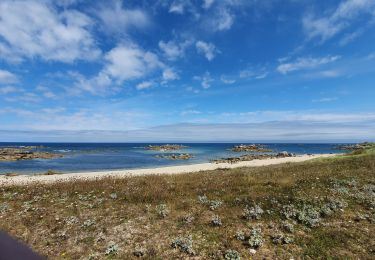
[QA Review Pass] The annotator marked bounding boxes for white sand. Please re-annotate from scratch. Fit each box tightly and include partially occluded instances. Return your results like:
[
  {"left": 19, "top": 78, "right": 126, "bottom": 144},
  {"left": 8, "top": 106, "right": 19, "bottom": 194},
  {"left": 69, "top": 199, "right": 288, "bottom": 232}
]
[{"left": 0, "top": 154, "right": 336, "bottom": 186}]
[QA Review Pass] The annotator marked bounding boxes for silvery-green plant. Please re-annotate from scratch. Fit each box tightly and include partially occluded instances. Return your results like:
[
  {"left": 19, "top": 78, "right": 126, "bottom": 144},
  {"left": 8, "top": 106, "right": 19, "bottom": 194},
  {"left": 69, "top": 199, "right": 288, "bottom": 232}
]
[
  {"left": 282, "top": 222, "right": 294, "bottom": 233},
  {"left": 156, "top": 204, "right": 169, "bottom": 218},
  {"left": 224, "top": 249, "right": 241, "bottom": 260},
  {"left": 0, "top": 203, "right": 9, "bottom": 213},
  {"left": 242, "top": 204, "right": 264, "bottom": 220},
  {"left": 109, "top": 193, "right": 117, "bottom": 199},
  {"left": 271, "top": 233, "right": 293, "bottom": 245},
  {"left": 209, "top": 200, "right": 223, "bottom": 211},
  {"left": 82, "top": 219, "right": 95, "bottom": 228},
  {"left": 198, "top": 195, "right": 209, "bottom": 204},
  {"left": 235, "top": 230, "right": 245, "bottom": 241},
  {"left": 296, "top": 204, "right": 321, "bottom": 227},
  {"left": 182, "top": 214, "right": 195, "bottom": 224},
  {"left": 248, "top": 228, "right": 263, "bottom": 248},
  {"left": 197, "top": 195, "right": 223, "bottom": 210},
  {"left": 171, "top": 235, "right": 195, "bottom": 255},
  {"left": 105, "top": 242, "right": 119, "bottom": 256},
  {"left": 211, "top": 215, "right": 222, "bottom": 226},
  {"left": 65, "top": 216, "right": 79, "bottom": 225}
]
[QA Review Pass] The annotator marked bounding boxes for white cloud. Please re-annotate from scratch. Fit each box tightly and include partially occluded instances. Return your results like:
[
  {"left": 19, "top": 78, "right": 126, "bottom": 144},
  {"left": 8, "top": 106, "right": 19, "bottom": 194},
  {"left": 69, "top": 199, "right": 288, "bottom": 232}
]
[
  {"left": 0, "top": 86, "right": 20, "bottom": 95},
  {"left": 220, "top": 75, "right": 235, "bottom": 84},
  {"left": 71, "top": 44, "right": 165, "bottom": 95},
  {"left": 0, "top": 107, "right": 151, "bottom": 131},
  {"left": 70, "top": 71, "right": 113, "bottom": 95},
  {"left": 0, "top": 70, "right": 18, "bottom": 84},
  {"left": 55, "top": 0, "right": 82, "bottom": 7},
  {"left": 158, "top": 39, "right": 192, "bottom": 61},
  {"left": 194, "top": 72, "right": 213, "bottom": 89},
  {"left": 96, "top": 1, "right": 149, "bottom": 34},
  {"left": 207, "top": 7, "right": 234, "bottom": 31},
  {"left": 277, "top": 56, "right": 341, "bottom": 74},
  {"left": 5, "top": 92, "right": 41, "bottom": 103},
  {"left": 239, "top": 67, "right": 268, "bottom": 79},
  {"left": 136, "top": 81, "right": 153, "bottom": 90},
  {"left": 104, "top": 44, "right": 163, "bottom": 82},
  {"left": 36, "top": 85, "right": 57, "bottom": 99},
  {"left": 255, "top": 72, "right": 268, "bottom": 79},
  {"left": 162, "top": 68, "right": 179, "bottom": 81},
  {"left": 312, "top": 97, "right": 339, "bottom": 103},
  {"left": 180, "top": 109, "right": 201, "bottom": 116},
  {"left": 305, "top": 70, "right": 342, "bottom": 79},
  {"left": 202, "top": 0, "right": 215, "bottom": 9},
  {"left": 196, "top": 41, "right": 218, "bottom": 61},
  {"left": 303, "top": 0, "right": 375, "bottom": 42},
  {"left": 0, "top": 0, "right": 100, "bottom": 63},
  {"left": 169, "top": 1, "right": 186, "bottom": 14}
]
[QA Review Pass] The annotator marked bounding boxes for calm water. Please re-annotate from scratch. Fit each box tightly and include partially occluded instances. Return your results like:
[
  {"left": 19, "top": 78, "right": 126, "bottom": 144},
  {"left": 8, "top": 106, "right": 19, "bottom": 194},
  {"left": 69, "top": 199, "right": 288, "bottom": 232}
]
[{"left": 0, "top": 143, "right": 345, "bottom": 175}]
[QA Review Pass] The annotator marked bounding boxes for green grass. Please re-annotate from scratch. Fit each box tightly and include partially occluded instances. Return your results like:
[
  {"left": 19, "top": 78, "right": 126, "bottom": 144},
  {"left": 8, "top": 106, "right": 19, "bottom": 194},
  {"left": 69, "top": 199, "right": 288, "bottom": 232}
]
[{"left": 1, "top": 148, "right": 375, "bottom": 259}]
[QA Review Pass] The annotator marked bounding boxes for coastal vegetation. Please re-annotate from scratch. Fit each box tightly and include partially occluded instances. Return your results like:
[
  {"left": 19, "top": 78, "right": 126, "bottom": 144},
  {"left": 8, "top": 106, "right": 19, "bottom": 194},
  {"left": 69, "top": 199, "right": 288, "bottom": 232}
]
[{"left": 0, "top": 144, "right": 374, "bottom": 259}]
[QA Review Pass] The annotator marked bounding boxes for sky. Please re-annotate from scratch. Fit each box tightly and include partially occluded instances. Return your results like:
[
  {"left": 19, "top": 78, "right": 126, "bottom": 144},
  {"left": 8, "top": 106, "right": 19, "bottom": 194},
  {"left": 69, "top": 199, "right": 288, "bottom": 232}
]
[{"left": 0, "top": 0, "right": 375, "bottom": 142}]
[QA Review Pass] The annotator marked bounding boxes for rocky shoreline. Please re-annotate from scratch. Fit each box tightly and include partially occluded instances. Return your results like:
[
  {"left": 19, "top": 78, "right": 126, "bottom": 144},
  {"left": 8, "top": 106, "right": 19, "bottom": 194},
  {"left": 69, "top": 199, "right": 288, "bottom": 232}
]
[
  {"left": 0, "top": 147, "right": 62, "bottom": 162},
  {"left": 211, "top": 151, "right": 295, "bottom": 164},
  {"left": 155, "top": 153, "right": 193, "bottom": 160},
  {"left": 335, "top": 142, "right": 375, "bottom": 151},
  {"left": 229, "top": 144, "right": 273, "bottom": 152},
  {"left": 145, "top": 144, "right": 187, "bottom": 151}
]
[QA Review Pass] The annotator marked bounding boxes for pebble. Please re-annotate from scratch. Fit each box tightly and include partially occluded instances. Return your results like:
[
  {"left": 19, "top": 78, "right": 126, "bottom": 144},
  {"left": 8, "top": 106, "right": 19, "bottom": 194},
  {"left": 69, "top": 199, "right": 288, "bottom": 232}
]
[{"left": 249, "top": 249, "right": 257, "bottom": 254}]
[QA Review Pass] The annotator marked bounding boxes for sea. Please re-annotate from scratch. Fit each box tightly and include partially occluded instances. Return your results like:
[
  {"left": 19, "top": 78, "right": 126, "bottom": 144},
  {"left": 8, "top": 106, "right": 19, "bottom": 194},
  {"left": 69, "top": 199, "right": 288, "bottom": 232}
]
[{"left": 0, "top": 143, "right": 346, "bottom": 175}]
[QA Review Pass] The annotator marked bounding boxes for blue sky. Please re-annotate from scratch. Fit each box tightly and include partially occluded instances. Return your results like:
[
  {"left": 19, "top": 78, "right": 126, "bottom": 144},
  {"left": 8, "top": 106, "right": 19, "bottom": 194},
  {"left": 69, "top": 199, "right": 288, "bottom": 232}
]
[{"left": 0, "top": 0, "right": 375, "bottom": 142}]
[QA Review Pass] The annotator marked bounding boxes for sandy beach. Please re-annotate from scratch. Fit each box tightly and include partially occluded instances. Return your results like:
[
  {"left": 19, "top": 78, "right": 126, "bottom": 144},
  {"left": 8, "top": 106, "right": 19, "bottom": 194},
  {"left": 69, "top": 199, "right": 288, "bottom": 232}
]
[{"left": 0, "top": 153, "right": 336, "bottom": 186}]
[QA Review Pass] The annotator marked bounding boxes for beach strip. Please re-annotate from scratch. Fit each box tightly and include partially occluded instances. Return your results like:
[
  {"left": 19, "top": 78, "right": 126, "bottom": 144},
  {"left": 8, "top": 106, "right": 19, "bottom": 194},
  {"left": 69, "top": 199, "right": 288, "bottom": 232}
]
[{"left": 0, "top": 154, "right": 337, "bottom": 186}]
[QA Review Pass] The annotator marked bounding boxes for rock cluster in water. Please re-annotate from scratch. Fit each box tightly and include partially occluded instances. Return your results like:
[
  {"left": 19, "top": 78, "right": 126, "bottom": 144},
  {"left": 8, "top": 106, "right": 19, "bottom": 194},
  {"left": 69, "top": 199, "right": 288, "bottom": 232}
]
[
  {"left": 211, "top": 151, "right": 295, "bottom": 164},
  {"left": 229, "top": 144, "right": 273, "bottom": 152},
  {"left": 335, "top": 142, "right": 375, "bottom": 151},
  {"left": 145, "top": 144, "right": 187, "bottom": 151},
  {"left": 155, "top": 153, "right": 193, "bottom": 160},
  {"left": 0, "top": 147, "right": 62, "bottom": 161}
]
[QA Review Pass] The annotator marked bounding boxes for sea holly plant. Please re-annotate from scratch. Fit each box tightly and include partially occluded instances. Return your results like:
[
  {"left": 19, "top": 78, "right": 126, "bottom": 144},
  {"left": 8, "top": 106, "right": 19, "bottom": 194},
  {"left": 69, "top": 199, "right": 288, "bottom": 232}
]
[
  {"left": 242, "top": 204, "right": 264, "bottom": 220},
  {"left": 197, "top": 195, "right": 223, "bottom": 210},
  {"left": 171, "top": 235, "right": 195, "bottom": 255},
  {"left": 224, "top": 249, "right": 241, "bottom": 260},
  {"left": 247, "top": 228, "right": 264, "bottom": 248},
  {"left": 211, "top": 215, "right": 222, "bottom": 226},
  {"left": 156, "top": 203, "right": 169, "bottom": 218}
]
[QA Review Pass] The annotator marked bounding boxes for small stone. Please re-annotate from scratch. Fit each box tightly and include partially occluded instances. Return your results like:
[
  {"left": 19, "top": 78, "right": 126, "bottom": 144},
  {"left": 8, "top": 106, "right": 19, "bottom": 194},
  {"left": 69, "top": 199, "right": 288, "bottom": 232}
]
[{"left": 249, "top": 249, "right": 257, "bottom": 254}]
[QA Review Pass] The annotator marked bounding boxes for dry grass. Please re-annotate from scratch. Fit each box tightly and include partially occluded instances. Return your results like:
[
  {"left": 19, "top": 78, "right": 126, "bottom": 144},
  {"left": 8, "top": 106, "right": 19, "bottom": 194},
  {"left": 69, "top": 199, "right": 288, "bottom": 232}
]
[{"left": 1, "top": 152, "right": 375, "bottom": 259}]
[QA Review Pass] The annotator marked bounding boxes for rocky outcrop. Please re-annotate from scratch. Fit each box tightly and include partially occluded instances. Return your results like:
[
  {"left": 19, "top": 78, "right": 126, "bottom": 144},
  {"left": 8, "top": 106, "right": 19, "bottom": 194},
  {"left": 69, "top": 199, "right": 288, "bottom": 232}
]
[
  {"left": 145, "top": 144, "right": 187, "bottom": 151},
  {"left": 229, "top": 144, "right": 273, "bottom": 152},
  {"left": 155, "top": 153, "right": 193, "bottom": 160},
  {"left": 211, "top": 151, "right": 295, "bottom": 164},
  {"left": 0, "top": 147, "right": 62, "bottom": 161},
  {"left": 335, "top": 142, "right": 375, "bottom": 151}
]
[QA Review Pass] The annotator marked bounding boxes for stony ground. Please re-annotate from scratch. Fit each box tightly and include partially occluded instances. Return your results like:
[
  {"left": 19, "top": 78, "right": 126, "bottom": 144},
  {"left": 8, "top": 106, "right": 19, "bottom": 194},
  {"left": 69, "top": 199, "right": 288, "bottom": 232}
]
[{"left": 0, "top": 148, "right": 374, "bottom": 259}]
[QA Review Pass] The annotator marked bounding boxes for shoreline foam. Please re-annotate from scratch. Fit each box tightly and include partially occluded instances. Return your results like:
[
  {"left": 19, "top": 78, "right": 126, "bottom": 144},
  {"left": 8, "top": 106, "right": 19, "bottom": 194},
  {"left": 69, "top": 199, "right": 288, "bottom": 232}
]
[{"left": 0, "top": 154, "right": 337, "bottom": 186}]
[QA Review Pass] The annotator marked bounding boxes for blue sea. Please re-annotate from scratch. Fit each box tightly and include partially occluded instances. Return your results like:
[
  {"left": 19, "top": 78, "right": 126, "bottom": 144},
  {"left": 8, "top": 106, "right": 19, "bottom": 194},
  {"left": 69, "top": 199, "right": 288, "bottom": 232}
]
[{"left": 0, "top": 143, "right": 345, "bottom": 175}]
